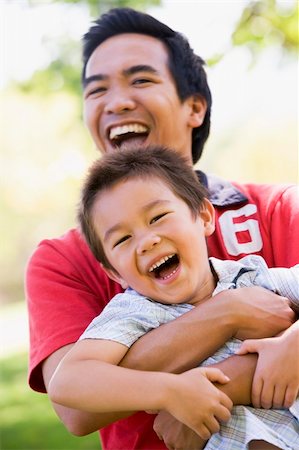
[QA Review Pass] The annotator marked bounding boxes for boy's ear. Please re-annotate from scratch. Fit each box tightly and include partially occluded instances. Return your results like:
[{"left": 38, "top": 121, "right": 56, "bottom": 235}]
[
  {"left": 199, "top": 199, "right": 215, "bottom": 237},
  {"left": 100, "top": 264, "right": 129, "bottom": 290},
  {"left": 187, "top": 95, "right": 207, "bottom": 128}
]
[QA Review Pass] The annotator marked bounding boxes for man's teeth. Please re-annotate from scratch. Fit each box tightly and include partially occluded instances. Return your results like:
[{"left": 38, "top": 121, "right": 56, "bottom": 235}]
[
  {"left": 149, "top": 254, "right": 175, "bottom": 273},
  {"left": 110, "top": 124, "right": 147, "bottom": 140}
]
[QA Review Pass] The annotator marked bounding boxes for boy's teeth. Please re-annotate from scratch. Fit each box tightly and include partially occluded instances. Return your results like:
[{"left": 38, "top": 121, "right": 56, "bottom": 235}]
[
  {"left": 110, "top": 124, "right": 147, "bottom": 140},
  {"left": 161, "top": 269, "right": 177, "bottom": 280},
  {"left": 149, "top": 254, "right": 175, "bottom": 273}
]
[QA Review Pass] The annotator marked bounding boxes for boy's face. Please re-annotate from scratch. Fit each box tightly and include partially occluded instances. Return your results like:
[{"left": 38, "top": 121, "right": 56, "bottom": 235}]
[
  {"left": 83, "top": 33, "right": 206, "bottom": 163},
  {"left": 91, "top": 176, "right": 215, "bottom": 306}
]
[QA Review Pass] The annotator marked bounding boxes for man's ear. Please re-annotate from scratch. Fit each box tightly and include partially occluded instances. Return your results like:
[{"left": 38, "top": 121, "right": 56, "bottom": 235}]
[
  {"left": 100, "top": 264, "right": 129, "bottom": 290},
  {"left": 187, "top": 95, "right": 207, "bottom": 129},
  {"left": 199, "top": 199, "right": 215, "bottom": 237}
]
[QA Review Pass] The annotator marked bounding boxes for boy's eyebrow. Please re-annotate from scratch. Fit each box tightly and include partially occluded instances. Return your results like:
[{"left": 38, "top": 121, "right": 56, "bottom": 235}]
[
  {"left": 103, "top": 199, "right": 170, "bottom": 243},
  {"left": 83, "top": 65, "right": 159, "bottom": 88}
]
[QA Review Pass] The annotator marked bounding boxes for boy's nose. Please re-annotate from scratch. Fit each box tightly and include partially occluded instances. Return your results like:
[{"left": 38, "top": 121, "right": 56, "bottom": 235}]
[{"left": 137, "top": 234, "right": 161, "bottom": 255}]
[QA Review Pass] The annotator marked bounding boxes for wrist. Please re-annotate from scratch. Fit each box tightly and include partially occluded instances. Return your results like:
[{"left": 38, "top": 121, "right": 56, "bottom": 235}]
[
  {"left": 213, "top": 290, "right": 239, "bottom": 337},
  {"left": 279, "top": 320, "right": 299, "bottom": 340},
  {"left": 211, "top": 354, "right": 257, "bottom": 405},
  {"left": 153, "top": 373, "right": 178, "bottom": 412}
]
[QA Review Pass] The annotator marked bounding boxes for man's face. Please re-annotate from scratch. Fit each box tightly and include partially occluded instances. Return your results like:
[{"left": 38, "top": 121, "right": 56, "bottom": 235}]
[
  {"left": 91, "top": 176, "right": 215, "bottom": 306},
  {"left": 83, "top": 33, "right": 203, "bottom": 163}
]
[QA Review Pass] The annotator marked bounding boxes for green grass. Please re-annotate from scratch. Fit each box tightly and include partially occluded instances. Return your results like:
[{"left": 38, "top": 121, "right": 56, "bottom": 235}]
[{"left": 0, "top": 352, "right": 100, "bottom": 450}]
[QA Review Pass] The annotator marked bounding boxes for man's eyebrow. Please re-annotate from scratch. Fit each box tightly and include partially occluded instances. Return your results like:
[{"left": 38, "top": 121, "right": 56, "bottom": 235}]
[
  {"left": 123, "top": 65, "right": 159, "bottom": 77},
  {"left": 83, "top": 74, "right": 107, "bottom": 88},
  {"left": 104, "top": 200, "right": 171, "bottom": 243},
  {"left": 83, "top": 65, "right": 158, "bottom": 89}
]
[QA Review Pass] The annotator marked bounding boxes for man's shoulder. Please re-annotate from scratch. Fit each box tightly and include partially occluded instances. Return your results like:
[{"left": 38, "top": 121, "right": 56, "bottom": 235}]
[
  {"left": 30, "top": 228, "right": 89, "bottom": 258},
  {"left": 198, "top": 170, "right": 296, "bottom": 208},
  {"left": 26, "top": 227, "right": 100, "bottom": 276},
  {"left": 232, "top": 179, "right": 296, "bottom": 203},
  {"left": 204, "top": 173, "right": 247, "bottom": 206}
]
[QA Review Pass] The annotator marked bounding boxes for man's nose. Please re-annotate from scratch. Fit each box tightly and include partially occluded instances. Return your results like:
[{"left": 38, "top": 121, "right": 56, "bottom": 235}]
[
  {"left": 104, "top": 88, "right": 136, "bottom": 114},
  {"left": 136, "top": 233, "right": 161, "bottom": 255}
]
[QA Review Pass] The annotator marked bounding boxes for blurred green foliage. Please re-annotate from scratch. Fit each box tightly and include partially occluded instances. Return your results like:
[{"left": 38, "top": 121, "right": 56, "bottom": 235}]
[
  {"left": 20, "top": 0, "right": 298, "bottom": 95},
  {"left": 0, "top": 351, "right": 100, "bottom": 449},
  {"left": 232, "top": 0, "right": 298, "bottom": 56},
  {"left": 22, "top": 0, "right": 161, "bottom": 96},
  {"left": 51, "top": 0, "right": 161, "bottom": 16},
  {"left": 0, "top": 89, "right": 92, "bottom": 305}
]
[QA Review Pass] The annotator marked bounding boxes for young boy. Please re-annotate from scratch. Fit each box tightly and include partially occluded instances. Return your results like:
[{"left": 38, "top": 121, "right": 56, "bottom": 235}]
[{"left": 49, "top": 146, "right": 299, "bottom": 450}]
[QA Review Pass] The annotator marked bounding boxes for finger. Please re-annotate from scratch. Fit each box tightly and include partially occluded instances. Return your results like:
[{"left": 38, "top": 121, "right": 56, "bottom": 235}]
[
  {"left": 251, "top": 375, "right": 263, "bottom": 407},
  {"left": 204, "top": 416, "right": 220, "bottom": 434},
  {"left": 152, "top": 419, "right": 163, "bottom": 439},
  {"left": 220, "top": 391, "right": 233, "bottom": 411},
  {"left": 194, "top": 424, "right": 211, "bottom": 440},
  {"left": 284, "top": 385, "right": 297, "bottom": 408},
  {"left": 260, "top": 382, "right": 274, "bottom": 409},
  {"left": 145, "top": 409, "right": 159, "bottom": 414},
  {"left": 236, "top": 339, "right": 259, "bottom": 355},
  {"left": 215, "top": 404, "right": 232, "bottom": 423},
  {"left": 165, "top": 443, "right": 174, "bottom": 450},
  {"left": 164, "top": 442, "right": 174, "bottom": 450},
  {"left": 203, "top": 368, "right": 230, "bottom": 384},
  {"left": 272, "top": 384, "right": 286, "bottom": 409}
]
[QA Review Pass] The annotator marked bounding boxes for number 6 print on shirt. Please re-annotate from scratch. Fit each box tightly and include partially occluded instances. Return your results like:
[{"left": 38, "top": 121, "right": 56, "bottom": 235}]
[{"left": 219, "top": 204, "right": 263, "bottom": 256}]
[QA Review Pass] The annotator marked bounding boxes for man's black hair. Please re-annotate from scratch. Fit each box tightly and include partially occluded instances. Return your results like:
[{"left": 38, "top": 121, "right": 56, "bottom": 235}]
[{"left": 82, "top": 7, "right": 212, "bottom": 163}]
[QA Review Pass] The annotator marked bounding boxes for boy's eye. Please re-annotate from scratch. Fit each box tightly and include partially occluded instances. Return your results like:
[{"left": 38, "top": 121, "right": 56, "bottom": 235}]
[
  {"left": 150, "top": 213, "right": 168, "bottom": 224},
  {"left": 113, "top": 235, "right": 130, "bottom": 248}
]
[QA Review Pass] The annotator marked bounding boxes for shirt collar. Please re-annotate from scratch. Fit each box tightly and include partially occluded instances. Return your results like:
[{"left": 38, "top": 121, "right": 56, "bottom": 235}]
[
  {"left": 209, "top": 257, "right": 257, "bottom": 295},
  {"left": 196, "top": 170, "right": 248, "bottom": 207}
]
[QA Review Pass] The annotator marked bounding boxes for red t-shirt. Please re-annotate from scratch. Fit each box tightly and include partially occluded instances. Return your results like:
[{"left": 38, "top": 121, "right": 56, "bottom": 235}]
[{"left": 25, "top": 175, "right": 299, "bottom": 450}]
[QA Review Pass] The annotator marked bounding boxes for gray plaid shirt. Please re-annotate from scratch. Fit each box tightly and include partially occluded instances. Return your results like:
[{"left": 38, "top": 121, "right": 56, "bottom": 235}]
[{"left": 80, "top": 255, "right": 299, "bottom": 450}]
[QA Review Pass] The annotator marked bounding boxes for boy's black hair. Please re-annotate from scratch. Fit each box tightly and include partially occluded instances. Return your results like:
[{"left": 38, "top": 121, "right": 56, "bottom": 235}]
[
  {"left": 78, "top": 146, "right": 209, "bottom": 270},
  {"left": 82, "top": 7, "right": 212, "bottom": 163}
]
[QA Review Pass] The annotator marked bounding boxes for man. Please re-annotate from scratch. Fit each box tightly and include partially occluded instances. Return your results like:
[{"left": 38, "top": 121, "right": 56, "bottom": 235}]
[{"left": 26, "top": 8, "right": 298, "bottom": 450}]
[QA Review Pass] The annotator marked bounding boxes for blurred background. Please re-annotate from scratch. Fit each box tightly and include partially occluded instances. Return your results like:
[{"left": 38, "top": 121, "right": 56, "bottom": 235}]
[{"left": 0, "top": 0, "right": 298, "bottom": 448}]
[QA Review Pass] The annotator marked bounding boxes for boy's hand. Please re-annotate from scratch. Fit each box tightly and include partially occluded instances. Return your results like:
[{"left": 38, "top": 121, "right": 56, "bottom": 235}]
[
  {"left": 236, "top": 322, "right": 299, "bottom": 409},
  {"left": 164, "top": 367, "right": 232, "bottom": 440}
]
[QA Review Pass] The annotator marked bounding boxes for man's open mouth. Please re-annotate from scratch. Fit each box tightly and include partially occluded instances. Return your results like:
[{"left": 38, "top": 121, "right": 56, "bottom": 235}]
[
  {"left": 148, "top": 254, "right": 180, "bottom": 280},
  {"left": 109, "top": 124, "right": 149, "bottom": 149}
]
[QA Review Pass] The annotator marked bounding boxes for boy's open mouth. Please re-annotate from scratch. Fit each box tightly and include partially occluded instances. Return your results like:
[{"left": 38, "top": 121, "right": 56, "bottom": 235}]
[{"left": 148, "top": 254, "right": 180, "bottom": 280}]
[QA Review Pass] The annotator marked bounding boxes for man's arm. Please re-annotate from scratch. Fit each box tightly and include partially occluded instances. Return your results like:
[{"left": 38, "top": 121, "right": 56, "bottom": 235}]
[
  {"left": 44, "top": 287, "right": 294, "bottom": 435},
  {"left": 122, "top": 287, "right": 294, "bottom": 373}
]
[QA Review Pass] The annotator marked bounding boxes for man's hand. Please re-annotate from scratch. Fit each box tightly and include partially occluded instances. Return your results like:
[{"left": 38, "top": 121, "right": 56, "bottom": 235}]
[
  {"left": 229, "top": 287, "right": 295, "bottom": 340},
  {"left": 236, "top": 321, "right": 299, "bottom": 408},
  {"left": 153, "top": 411, "right": 207, "bottom": 450}
]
